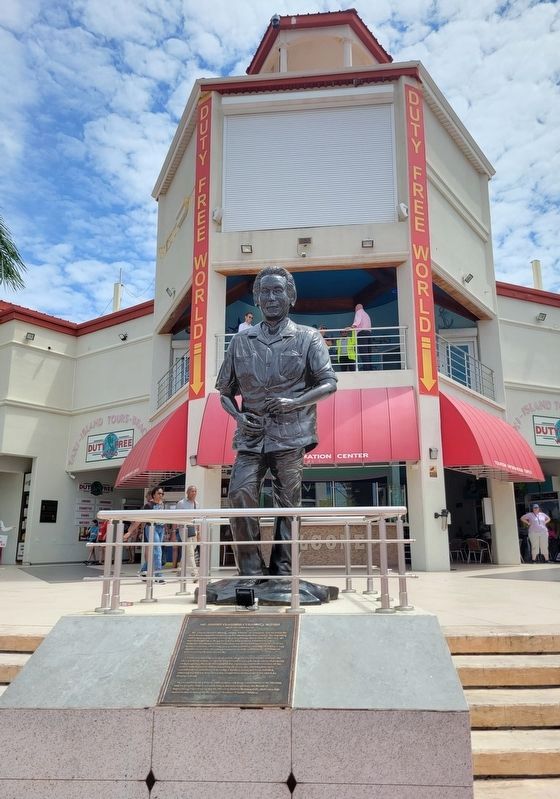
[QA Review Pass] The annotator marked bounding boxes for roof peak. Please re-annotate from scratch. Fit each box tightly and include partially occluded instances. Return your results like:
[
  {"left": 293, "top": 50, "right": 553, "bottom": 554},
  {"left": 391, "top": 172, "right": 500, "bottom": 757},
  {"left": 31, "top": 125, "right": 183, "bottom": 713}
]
[{"left": 247, "top": 9, "right": 392, "bottom": 76}]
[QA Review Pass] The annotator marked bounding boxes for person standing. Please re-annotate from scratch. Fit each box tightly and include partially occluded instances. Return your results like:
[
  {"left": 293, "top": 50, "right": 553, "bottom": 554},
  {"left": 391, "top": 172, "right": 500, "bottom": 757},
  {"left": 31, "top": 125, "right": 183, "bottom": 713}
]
[
  {"left": 124, "top": 486, "right": 166, "bottom": 583},
  {"left": 238, "top": 311, "right": 254, "bottom": 332},
  {"left": 175, "top": 484, "right": 199, "bottom": 580},
  {"left": 349, "top": 303, "right": 373, "bottom": 370},
  {"left": 335, "top": 328, "right": 357, "bottom": 371},
  {"left": 86, "top": 519, "right": 99, "bottom": 565},
  {"left": 521, "top": 503, "right": 551, "bottom": 562}
]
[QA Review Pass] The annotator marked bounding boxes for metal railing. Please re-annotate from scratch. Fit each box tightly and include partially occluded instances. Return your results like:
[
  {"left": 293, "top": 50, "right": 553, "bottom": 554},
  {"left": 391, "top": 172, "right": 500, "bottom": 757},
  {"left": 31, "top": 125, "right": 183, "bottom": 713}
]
[
  {"left": 93, "top": 506, "right": 413, "bottom": 615},
  {"left": 216, "top": 327, "right": 408, "bottom": 374},
  {"left": 436, "top": 334, "right": 495, "bottom": 400},
  {"left": 157, "top": 355, "right": 189, "bottom": 408}
]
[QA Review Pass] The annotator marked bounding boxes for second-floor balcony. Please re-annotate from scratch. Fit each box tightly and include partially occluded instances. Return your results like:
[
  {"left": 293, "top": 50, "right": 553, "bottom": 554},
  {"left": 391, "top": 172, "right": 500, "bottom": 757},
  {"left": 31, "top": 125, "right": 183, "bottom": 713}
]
[
  {"left": 436, "top": 334, "right": 495, "bottom": 400},
  {"left": 156, "top": 327, "right": 495, "bottom": 409},
  {"left": 216, "top": 326, "right": 408, "bottom": 375}
]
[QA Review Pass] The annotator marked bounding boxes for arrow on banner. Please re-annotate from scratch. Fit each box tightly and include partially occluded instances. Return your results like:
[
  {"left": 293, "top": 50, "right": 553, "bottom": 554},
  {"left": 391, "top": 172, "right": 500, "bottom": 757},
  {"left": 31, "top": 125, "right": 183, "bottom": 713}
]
[
  {"left": 420, "top": 337, "right": 436, "bottom": 392},
  {"left": 190, "top": 343, "right": 204, "bottom": 396}
]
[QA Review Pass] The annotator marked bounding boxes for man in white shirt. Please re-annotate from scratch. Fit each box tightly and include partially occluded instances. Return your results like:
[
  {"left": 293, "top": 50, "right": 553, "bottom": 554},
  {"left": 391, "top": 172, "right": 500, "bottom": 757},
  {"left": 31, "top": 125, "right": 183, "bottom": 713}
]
[
  {"left": 238, "top": 312, "right": 254, "bottom": 332},
  {"left": 176, "top": 485, "right": 199, "bottom": 579},
  {"left": 521, "top": 503, "right": 551, "bottom": 562}
]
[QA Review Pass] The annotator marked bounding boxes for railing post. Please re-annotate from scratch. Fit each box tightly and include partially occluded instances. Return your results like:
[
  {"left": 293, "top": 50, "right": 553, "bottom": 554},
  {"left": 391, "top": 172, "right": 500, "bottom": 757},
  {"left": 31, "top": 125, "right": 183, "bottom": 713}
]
[
  {"left": 286, "top": 515, "right": 304, "bottom": 614},
  {"left": 107, "top": 521, "right": 125, "bottom": 614},
  {"left": 175, "top": 524, "right": 190, "bottom": 595},
  {"left": 341, "top": 522, "right": 356, "bottom": 593},
  {"left": 192, "top": 517, "right": 210, "bottom": 613},
  {"left": 363, "top": 519, "right": 377, "bottom": 595},
  {"left": 95, "top": 519, "right": 114, "bottom": 613},
  {"left": 140, "top": 522, "right": 157, "bottom": 604},
  {"left": 376, "top": 518, "right": 395, "bottom": 614},
  {"left": 394, "top": 516, "right": 413, "bottom": 611}
]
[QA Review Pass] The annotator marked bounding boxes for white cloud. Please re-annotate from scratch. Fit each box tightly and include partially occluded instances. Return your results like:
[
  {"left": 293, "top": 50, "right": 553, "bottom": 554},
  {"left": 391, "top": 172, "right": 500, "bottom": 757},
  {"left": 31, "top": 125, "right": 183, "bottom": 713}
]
[
  {"left": 0, "top": 0, "right": 41, "bottom": 33},
  {"left": 0, "top": 0, "right": 559, "bottom": 321},
  {"left": 0, "top": 29, "right": 38, "bottom": 162}
]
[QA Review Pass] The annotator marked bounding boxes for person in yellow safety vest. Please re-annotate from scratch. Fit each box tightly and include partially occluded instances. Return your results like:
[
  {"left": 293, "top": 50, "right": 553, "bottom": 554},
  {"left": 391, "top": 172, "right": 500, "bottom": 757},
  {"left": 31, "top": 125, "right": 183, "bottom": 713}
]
[{"left": 336, "top": 329, "right": 357, "bottom": 371}]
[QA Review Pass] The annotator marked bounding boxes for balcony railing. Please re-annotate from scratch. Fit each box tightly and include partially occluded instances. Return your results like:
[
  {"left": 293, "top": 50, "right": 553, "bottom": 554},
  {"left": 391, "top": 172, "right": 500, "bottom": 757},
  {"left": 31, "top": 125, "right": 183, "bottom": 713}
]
[
  {"left": 216, "top": 327, "right": 408, "bottom": 373},
  {"left": 157, "top": 355, "right": 189, "bottom": 408},
  {"left": 436, "top": 334, "right": 495, "bottom": 400}
]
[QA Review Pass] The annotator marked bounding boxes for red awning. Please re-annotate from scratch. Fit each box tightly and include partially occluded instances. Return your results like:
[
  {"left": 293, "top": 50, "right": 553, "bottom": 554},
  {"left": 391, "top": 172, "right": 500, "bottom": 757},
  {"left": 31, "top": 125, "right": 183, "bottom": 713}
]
[
  {"left": 197, "top": 388, "right": 420, "bottom": 467},
  {"left": 115, "top": 403, "right": 187, "bottom": 488},
  {"left": 440, "top": 392, "right": 544, "bottom": 482}
]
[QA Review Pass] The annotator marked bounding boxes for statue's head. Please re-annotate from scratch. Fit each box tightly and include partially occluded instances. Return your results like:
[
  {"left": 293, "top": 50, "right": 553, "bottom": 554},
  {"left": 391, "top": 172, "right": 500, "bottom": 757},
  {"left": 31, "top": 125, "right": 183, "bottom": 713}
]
[{"left": 253, "top": 266, "right": 297, "bottom": 323}]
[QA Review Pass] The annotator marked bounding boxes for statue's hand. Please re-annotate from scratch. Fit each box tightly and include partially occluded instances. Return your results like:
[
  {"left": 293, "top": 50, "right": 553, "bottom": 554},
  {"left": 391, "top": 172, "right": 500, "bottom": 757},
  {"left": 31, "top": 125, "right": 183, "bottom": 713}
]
[
  {"left": 264, "top": 396, "right": 296, "bottom": 415},
  {"left": 238, "top": 412, "right": 264, "bottom": 433}
]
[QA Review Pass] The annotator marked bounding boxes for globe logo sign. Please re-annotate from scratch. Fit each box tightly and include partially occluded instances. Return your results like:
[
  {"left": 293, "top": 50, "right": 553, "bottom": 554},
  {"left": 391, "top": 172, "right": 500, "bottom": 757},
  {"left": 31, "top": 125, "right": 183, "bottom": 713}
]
[{"left": 102, "top": 432, "right": 119, "bottom": 459}]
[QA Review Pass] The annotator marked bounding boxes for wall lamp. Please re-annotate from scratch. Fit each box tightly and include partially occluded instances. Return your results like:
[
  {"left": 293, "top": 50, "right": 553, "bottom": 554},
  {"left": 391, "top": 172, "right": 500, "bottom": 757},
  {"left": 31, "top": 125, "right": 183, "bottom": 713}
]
[
  {"left": 165, "top": 286, "right": 176, "bottom": 297},
  {"left": 536, "top": 312, "right": 547, "bottom": 322},
  {"left": 462, "top": 273, "right": 474, "bottom": 284},
  {"left": 118, "top": 332, "right": 128, "bottom": 341},
  {"left": 397, "top": 202, "right": 409, "bottom": 221},
  {"left": 25, "top": 331, "right": 35, "bottom": 341},
  {"left": 361, "top": 239, "right": 374, "bottom": 248},
  {"left": 240, "top": 244, "right": 253, "bottom": 254},
  {"left": 429, "top": 447, "right": 438, "bottom": 460},
  {"left": 189, "top": 455, "right": 198, "bottom": 467}
]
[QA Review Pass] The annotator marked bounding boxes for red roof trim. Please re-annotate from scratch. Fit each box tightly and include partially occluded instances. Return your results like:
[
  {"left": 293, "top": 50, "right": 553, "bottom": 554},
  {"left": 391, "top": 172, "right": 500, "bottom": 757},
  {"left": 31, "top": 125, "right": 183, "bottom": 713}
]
[
  {"left": 205, "top": 65, "right": 419, "bottom": 96},
  {"left": 247, "top": 10, "right": 392, "bottom": 75},
  {"left": 496, "top": 281, "right": 560, "bottom": 309},
  {"left": 0, "top": 299, "right": 153, "bottom": 337}
]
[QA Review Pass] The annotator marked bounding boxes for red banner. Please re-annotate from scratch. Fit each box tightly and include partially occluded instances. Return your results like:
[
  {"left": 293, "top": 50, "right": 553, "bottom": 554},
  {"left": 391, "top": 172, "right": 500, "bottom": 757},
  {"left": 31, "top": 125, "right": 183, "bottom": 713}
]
[
  {"left": 405, "top": 84, "right": 438, "bottom": 396},
  {"left": 189, "top": 93, "right": 212, "bottom": 400}
]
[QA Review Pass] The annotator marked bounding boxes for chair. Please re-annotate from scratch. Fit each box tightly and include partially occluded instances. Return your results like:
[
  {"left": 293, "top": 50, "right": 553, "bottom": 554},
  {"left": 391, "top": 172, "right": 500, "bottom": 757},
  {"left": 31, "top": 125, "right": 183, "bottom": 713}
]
[
  {"left": 449, "top": 539, "right": 465, "bottom": 562},
  {"left": 465, "top": 538, "right": 492, "bottom": 563}
]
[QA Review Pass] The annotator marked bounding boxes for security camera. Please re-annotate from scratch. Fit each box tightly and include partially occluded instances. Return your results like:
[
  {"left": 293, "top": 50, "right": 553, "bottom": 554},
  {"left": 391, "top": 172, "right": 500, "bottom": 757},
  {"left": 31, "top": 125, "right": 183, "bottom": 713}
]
[
  {"left": 66, "top": 471, "right": 76, "bottom": 480},
  {"left": 271, "top": 13, "right": 281, "bottom": 28}
]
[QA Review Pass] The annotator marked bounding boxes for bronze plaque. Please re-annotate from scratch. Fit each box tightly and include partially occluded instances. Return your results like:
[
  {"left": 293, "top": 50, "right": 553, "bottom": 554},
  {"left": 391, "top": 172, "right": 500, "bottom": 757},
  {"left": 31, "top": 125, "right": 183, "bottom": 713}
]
[{"left": 159, "top": 614, "right": 298, "bottom": 707}]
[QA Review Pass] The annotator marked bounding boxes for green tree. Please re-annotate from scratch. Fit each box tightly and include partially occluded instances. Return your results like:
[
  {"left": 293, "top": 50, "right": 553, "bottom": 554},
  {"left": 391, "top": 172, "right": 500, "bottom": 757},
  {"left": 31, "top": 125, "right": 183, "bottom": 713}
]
[{"left": 0, "top": 216, "right": 26, "bottom": 290}]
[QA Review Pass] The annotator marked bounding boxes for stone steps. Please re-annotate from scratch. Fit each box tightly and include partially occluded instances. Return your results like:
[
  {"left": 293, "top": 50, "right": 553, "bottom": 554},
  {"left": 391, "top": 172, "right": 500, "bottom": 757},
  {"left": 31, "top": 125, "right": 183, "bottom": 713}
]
[
  {"left": 446, "top": 628, "right": 560, "bottom": 655},
  {"left": 472, "top": 730, "right": 560, "bottom": 777},
  {"left": 0, "top": 630, "right": 45, "bottom": 690},
  {"left": 466, "top": 687, "right": 560, "bottom": 727},
  {"left": 474, "top": 778, "right": 560, "bottom": 798},
  {"left": 0, "top": 652, "right": 31, "bottom": 683},
  {"left": 449, "top": 627, "right": 560, "bottom": 795},
  {"left": 454, "top": 654, "right": 560, "bottom": 686}
]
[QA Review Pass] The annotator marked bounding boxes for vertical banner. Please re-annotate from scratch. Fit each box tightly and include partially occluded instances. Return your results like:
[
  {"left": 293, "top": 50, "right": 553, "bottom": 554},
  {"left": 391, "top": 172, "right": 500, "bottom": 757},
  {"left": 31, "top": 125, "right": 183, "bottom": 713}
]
[
  {"left": 189, "top": 93, "right": 212, "bottom": 400},
  {"left": 405, "top": 84, "right": 438, "bottom": 396}
]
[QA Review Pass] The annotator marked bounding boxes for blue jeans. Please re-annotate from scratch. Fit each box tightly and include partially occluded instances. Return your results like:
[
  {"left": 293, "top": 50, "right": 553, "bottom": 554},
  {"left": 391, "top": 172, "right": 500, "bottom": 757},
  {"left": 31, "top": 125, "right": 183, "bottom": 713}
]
[{"left": 140, "top": 524, "right": 164, "bottom": 575}]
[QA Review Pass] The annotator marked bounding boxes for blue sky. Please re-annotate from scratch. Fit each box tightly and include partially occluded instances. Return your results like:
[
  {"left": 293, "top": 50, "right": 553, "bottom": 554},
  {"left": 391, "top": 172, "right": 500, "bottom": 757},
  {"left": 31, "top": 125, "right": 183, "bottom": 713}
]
[{"left": 1, "top": 0, "right": 559, "bottom": 322}]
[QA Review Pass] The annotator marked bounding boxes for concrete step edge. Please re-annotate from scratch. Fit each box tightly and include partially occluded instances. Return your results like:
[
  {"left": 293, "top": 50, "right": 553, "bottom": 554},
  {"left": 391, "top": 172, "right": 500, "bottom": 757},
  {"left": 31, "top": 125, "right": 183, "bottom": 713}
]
[
  {"left": 445, "top": 628, "right": 560, "bottom": 655},
  {"left": 0, "top": 633, "right": 45, "bottom": 653},
  {"left": 474, "top": 777, "right": 560, "bottom": 798}
]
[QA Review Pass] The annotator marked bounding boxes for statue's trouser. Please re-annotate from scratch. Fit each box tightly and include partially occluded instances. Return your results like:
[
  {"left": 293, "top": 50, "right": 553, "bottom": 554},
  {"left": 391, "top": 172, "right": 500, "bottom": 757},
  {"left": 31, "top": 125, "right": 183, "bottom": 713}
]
[{"left": 228, "top": 448, "right": 304, "bottom": 577}]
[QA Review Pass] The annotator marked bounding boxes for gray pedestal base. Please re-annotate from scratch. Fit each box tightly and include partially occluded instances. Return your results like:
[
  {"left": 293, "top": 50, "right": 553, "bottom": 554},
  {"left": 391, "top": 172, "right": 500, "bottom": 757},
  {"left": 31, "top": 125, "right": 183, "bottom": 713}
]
[{"left": 0, "top": 614, "right": 473, "bottom": 798}]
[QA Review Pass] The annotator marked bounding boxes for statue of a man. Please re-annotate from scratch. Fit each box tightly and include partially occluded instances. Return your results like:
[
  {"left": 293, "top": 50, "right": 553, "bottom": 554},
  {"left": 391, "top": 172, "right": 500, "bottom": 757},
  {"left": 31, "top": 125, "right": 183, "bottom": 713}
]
[{"left": 216, "top": 266, "right": 337, "bottom": 582}]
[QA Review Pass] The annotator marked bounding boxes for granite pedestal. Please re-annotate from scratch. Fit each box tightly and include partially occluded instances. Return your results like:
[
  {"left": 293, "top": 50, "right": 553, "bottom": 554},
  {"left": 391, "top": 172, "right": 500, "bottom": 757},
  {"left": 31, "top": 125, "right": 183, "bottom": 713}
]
[{"left": 0, "top": 613, "right": 473, "bottom": 798}]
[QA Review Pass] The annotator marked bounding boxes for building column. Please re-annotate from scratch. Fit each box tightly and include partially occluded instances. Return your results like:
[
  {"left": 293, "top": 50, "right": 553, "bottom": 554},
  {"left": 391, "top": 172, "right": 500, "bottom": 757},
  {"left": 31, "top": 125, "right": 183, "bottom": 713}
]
[
  {"left": 487, "top": 479, "right": 521, "bottom": 565},
  {"left": 406, "top": 394, "right": 451, "bottom": 571}
]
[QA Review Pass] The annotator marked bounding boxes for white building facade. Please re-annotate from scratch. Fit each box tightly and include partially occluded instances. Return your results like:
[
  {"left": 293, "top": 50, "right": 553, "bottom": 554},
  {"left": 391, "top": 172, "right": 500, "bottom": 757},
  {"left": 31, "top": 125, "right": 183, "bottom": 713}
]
[{"left": 1, "top": 11, "right": 557, "bottom": 570}]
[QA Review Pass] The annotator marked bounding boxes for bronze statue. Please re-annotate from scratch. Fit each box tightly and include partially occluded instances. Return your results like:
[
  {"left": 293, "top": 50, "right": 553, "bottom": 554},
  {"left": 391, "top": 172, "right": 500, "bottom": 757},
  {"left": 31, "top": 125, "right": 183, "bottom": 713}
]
[{"left": 209, "top": 265, "right": 338, "bottom": 605}]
